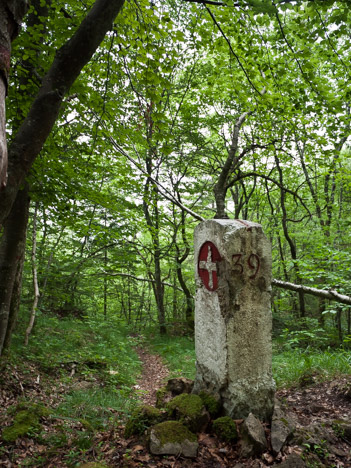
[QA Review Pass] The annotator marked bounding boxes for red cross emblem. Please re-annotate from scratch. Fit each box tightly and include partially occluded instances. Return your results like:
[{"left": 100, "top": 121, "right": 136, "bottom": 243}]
[{"left": 198, "top": 241, "right": 221, "bottom": 291}]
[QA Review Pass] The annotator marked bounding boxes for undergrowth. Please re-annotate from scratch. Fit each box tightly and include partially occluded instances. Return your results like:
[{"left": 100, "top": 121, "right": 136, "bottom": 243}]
[
  {"left": 9, "top": 312, "right": 141, "bottom": 428},
  {"left": 145, "top": 329, "right": 196, "bottom": 380},
  {"left": 273, "top": 348, "right": 351, "bottom": 389},
  {"left": 143, "top": 327, "right": 351, "bottom": 390}
]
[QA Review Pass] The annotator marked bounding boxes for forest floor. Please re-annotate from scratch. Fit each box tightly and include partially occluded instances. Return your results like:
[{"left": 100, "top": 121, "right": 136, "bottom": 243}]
[{"left": 1, "top": 348, "right": 351, "bottom": 468}]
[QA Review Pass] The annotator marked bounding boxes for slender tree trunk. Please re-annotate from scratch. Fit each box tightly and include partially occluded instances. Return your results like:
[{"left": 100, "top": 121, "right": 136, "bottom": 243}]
[
  {"left": 336, "top": 307, "right": 343, "bottom": 344},
  {"left": 3, "top": 247, "right": 25, "bottom": 350},
  {"left": 0, "top": 78, "right": 7, "bottom": 189},
  {"left": 25, "top": 202, "right": 39, "bottom": 345},
  {"left": 274, "top": 154, "right": 305, "bottom": 317},
  {"left": 0, "top": 185, "right": 30, "bottom": 355},
  {"left": 296, "top": 132, "right": 349, "bottom": 321},
  {"left": 318, "top": 298, "right": 326, "bottom": 326},
  {"left": 154, "top": 243, "right": 166, "bottom": 334},
  {"left": 143, "top": 108, "right": 166, "bottom": 334},
  {"left": 213, "top": 112, "right": 251, "bottom": 218},
  {"left": 103, "top": 211, "right": 108, "bottom": 320}
]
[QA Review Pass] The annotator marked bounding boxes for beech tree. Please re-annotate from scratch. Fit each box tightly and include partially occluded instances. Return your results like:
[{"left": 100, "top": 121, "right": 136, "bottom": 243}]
[
  {"left": 0, "top": 0, "right": 126, "bottom": 355},
  {"left": 0, "top": 0, "right": 29, "bottom": 188}
]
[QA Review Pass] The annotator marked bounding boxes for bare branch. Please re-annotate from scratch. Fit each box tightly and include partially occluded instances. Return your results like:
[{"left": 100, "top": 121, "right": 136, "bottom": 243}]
[
  {"left": 101, "top": 271, "right": 183, "bottom": 292},
  {"left": 272, "top": 279, "right": 351, "bottom": 306},
  {"left": 108, "top": 136, "right": 205, "bottom": 222},
  {"left": 230, "top": 171, "right": 312, "bottom": 216},
  {"left": 203, "top": 6, "right": 263, "bottom": 96}
]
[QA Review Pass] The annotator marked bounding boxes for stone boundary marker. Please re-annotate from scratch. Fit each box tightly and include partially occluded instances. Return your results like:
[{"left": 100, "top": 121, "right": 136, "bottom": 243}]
[{"left": 193, "top": 219, "right": 275, "bottom": 421}]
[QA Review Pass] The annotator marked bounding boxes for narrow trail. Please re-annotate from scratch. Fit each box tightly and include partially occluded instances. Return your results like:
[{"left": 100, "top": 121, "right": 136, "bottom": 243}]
[{"left": 134, "top": 346, "right": 169, "bottom": 406}]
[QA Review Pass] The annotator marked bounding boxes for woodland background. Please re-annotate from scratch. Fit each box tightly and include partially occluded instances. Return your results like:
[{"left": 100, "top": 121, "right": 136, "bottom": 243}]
[{"left": 0, "top": 1, "right": 351, "bottom": 466}]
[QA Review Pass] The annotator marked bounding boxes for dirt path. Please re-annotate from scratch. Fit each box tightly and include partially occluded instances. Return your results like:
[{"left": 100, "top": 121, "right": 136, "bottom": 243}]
[{"left": 134, "top": 347, "right": 169, "bottom": 406}]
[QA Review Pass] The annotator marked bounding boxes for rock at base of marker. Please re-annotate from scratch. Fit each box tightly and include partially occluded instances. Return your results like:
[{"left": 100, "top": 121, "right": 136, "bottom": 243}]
[{"left": 149, "top": 421, "right": 198, "bottom": 458}]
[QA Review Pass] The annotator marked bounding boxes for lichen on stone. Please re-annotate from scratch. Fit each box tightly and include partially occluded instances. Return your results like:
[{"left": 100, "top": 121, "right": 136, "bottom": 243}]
[
  {"left": 212, "top": 416, "right": 238, "bottom": 442},
  {"left": 124, "top": 404, "right": 163, "bottom": 438}
]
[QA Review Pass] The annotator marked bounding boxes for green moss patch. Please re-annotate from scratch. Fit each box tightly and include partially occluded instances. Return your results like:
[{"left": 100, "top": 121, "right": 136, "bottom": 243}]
[
  {"left": 124, "top": 405, "right": 163, "bottom": 438},
  {"left": 9, "top": 402, "right": 51, "bottom": 418},
  {"left": 198, "top": 391, "right": 221, "bottom": 417},
  {"left": 167, "top": 394, "right": 209, "bottom": 432},
  {"left": 2, "top": 410, "right": 41, "bottom": 442},
  {"left": 212, "top": 416, "right": 238, "bottom": 442},
  {"left": 2, "top": 402, "right": 51, "bottom": 443},
  {"left": 167, "top": 394, "right": 203, "bottom": 418},
  {"left": 155, "top": 386, "right": 169, "bottom": 408},
  {"left": 151, "top": 421, "right": 197, "bottom": 445}
]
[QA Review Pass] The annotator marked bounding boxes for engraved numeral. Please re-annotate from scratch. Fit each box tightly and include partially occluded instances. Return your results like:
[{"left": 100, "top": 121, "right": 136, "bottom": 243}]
[
  {"left": 231, "top": 253, "right": 260, "bottom": 279},
  {"left": 248, "top": 253, "right": 260, "bottom": 279},
  {"left": 232, "top": 253, "right": 244, "bottom": 273}
]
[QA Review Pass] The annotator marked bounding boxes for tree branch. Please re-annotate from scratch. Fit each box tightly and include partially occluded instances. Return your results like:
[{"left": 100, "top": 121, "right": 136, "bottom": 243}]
[
  {"left": 229, "top": 170, "right": 311, "bottom": 215},
  {"left": 272, "top": 279, "right": 351, "bottom": 306},
  {"left": 108, "top": 136, "right": 205, "bottom": 222},
  {"left": 204, "top": 6, "right": 263, "bottom": 96},
  {"left": 101, "top": 271, "right": 183, "bottom": 292}
]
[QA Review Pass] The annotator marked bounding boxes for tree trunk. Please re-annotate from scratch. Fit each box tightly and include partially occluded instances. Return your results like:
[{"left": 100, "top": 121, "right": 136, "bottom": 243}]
[
  {"left": 0, "top": 0, "right": 29, "bottom": 188},
  {"left": 0, "top": 185, "right": 29, "bottom": 355},
  {"left": 0, "top": 77, "right": 7, "bottom": 189},
  {"left": 172, "top": 207, "right": 193, "bottom": 330},
  {"left": 213, "top": 111, "right": 251, "bottom": 218},
  {"left": 274, "top": 154, "right": 305, "bottom": 317},
  {"left": 24, "top": 201, "right": 39, "bottom": 346},
  {"left": 272, "top": 279, "right": 351, "bottom": 306}
]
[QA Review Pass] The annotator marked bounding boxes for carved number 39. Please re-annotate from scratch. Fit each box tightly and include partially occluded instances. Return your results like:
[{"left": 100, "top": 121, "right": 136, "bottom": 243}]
[{"left": 232, "top": 253, "right": 260, "bottom": 279}]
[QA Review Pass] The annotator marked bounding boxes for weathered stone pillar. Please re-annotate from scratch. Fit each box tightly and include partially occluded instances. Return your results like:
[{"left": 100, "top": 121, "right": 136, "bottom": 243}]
[{"left": 193, "top": 219, "right": 275, "bottom": 421}]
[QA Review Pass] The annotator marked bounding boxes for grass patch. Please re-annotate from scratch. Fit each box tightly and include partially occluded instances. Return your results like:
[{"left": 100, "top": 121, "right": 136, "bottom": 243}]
[
  {"left": 143, "top": 330, "right": 351, "bottom": 390},
  {"left": 9, "top": 313, "right": 142, "bottom": 428},
  {"left": 56, "top": 386, "right": 138, "bottom": 429},
  {"left": 11, "top": 313, "right": 141, "bottom": 386},
  {"left": 273, "top": 348, "right": 351, "bottom": 389},
  {"left": 146, "top": 330, "right": 196, "bottom": 380}
]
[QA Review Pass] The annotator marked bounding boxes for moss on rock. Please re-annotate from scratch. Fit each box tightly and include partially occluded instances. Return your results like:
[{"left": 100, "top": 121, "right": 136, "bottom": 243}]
[
  {"left": 149, "top": 421, "right": 198, "bottom": 458},
  {"left": 212, "top": 416, "right": 238, "bottom": 442},
  {"left": 155, "top": 386, "right": 169, "bottom": 408},
  {"left": 198, "top": 391, "right": 221, "bottom": 417},
  {"left": 167, "top": 394, "right": 203, "bottom": 418},
  {"left": 9, "top": 401, "right": 51, "bottom": 418},
  {"left": 151, "top": 420, "right": 197, "bottom": 445},
  {"left": 124, "top": 405, "right": 163, "bottom": 438},
  {"left": 167, "top": 394, "right": 210, "bottom": 432}
]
